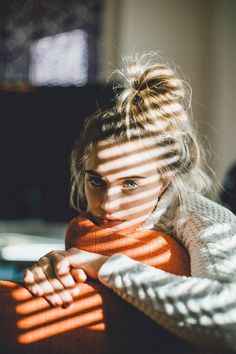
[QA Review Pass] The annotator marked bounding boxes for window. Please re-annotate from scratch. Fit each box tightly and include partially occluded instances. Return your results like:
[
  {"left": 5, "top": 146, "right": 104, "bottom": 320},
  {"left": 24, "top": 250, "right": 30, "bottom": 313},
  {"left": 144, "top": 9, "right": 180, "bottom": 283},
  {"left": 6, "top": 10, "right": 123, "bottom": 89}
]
[
  {"left": 0, "top": 0, "right": 102, "bottom": 85},
  {"left": 29, "top": 30, "right": 88, "bottom": 86}
]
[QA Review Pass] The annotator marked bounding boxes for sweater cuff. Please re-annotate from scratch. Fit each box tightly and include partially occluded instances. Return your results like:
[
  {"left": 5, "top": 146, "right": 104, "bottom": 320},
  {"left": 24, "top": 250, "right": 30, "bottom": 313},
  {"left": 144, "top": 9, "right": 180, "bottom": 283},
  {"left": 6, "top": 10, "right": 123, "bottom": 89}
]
[{"left": 98, "top": 254, "right": 137, "bottom": 287}]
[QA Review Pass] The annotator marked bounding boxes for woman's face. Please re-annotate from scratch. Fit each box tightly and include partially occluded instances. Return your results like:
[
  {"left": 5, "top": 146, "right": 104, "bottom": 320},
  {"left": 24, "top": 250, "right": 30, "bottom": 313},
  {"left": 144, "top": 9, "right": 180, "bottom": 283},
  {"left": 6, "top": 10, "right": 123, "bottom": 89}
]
[{"left": 84, "top": 138, "right": 168, "bottom": 235}]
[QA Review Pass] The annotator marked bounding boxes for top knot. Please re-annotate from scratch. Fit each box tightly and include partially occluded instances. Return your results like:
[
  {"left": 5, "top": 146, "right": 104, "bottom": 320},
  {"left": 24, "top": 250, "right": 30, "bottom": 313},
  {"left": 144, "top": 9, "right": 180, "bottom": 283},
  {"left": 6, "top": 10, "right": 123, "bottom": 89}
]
[
  {"left": 128, "top": 59, "right": 185, "bottom": 100},
  {"left": 114, "top": 54, "right": 188, "bottom": 131}
]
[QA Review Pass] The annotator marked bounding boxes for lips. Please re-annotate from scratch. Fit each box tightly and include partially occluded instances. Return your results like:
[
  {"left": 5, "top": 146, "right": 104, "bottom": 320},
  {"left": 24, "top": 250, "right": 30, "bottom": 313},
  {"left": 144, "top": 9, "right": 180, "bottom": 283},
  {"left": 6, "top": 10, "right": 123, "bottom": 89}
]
[{"left": 95, "top": 216, "right": 125, "bottom": 227}]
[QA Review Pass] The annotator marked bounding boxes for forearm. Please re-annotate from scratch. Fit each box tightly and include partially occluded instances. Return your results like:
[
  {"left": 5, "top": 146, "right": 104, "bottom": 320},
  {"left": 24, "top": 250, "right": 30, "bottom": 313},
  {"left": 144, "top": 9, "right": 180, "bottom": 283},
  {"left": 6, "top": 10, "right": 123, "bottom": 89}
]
[{"left": 98, "top": 254, "right": 236, "bottom": 352}]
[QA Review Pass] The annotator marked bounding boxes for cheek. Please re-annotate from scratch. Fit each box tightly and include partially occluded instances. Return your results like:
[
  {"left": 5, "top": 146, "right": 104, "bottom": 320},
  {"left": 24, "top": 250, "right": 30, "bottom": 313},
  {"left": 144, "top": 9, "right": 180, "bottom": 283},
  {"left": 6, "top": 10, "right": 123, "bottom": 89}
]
[
  {"left": 85, "top": 184, "right": 102, "bottom": 209},
  {"left": 143, "top": 178, "right": 166, "bottom": 201},
  {"left": 84, "top": 184, "right": 94, "bottom": 207}
]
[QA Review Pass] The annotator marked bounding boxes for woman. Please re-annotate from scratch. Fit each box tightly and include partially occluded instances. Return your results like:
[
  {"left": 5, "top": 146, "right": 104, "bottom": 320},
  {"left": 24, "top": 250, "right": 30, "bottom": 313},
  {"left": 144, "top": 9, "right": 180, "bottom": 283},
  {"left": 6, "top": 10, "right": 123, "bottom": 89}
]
[{"left": 23, "top": 54, "right": 236, "bottom": 351}]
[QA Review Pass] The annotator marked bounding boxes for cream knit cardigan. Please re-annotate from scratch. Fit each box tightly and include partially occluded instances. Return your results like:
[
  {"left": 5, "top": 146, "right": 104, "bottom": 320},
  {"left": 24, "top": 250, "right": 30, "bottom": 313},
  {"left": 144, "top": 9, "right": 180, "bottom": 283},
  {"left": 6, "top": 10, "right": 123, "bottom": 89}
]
[{"left": 98, "top": 189, "right": 236, "bottom": 352}]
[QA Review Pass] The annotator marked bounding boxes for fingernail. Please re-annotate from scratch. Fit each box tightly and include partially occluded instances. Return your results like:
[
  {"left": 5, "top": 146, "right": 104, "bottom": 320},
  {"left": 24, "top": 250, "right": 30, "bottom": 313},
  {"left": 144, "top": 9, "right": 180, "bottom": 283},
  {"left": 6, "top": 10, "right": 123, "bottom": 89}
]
[{"left": 62, "top": 301, "right": 73, "bottom": 309}]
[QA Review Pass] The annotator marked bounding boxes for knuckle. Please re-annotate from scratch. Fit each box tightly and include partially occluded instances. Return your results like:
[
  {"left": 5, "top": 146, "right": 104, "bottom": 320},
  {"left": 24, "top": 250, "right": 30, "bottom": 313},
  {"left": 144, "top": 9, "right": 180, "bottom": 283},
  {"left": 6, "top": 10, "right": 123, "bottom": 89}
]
[
  {"left": 27, "top": 264, "right": 34, "bottom": 273},
  {"left": 46, "top": 250, "right": 56, "bottom": 257},
  {"left": 22, "top": 269, "right": 30, "bottom": 283},
  {"left": 55, "top": 261, "right": 64, "bottom": 274},
  {"left": 23, "top": 267, "right": 29, "bottom": 276},
  {"left": 33, "top": 267, "right": 45, "bottom": 282},
  {"left": 30, "top": 264, "right": 39, "bottom": 273},
  {"left": 38, "top": 256, "right": 49, "bottom": 266},
  {"left": 47, "top": 250, "right": 62, "bottom": 257},
  {"left": 30, "top": 263, "right": 40, "bottom": 272}
]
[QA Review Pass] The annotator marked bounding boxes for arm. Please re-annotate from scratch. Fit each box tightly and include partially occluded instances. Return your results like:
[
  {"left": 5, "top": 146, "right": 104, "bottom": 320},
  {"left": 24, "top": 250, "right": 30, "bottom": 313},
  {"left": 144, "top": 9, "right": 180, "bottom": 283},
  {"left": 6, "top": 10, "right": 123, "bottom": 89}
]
[{"left": 97, "top": 195, "right": 236, "bottom": 351}]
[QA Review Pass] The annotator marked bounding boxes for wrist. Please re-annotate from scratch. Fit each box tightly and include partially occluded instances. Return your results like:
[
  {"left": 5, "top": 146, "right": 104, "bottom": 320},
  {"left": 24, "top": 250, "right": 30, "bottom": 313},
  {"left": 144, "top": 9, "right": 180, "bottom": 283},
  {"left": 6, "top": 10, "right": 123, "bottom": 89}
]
[
  {"left": 87, "top": 254, "right": 108, "bottom": 279},
  {"left": 67, "top": 248, "right": 108, "bottom": 279}
]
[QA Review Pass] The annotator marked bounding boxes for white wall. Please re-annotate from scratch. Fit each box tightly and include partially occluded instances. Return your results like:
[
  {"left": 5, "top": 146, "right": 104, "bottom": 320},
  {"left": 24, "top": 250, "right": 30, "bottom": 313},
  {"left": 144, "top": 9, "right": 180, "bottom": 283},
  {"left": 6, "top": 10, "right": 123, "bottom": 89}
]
[
  {"left": 100, "top": 0, "right": 236, "bottom": 182},
  {"left": 207, "top": 0, "right": 236, "bottom": 181}
]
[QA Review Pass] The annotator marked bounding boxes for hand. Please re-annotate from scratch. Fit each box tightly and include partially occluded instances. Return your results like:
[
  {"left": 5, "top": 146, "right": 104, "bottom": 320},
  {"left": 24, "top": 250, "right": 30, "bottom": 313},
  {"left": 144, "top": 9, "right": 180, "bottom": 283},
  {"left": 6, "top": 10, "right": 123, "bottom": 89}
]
[{"left": 23, "top": 248, "right": 108, "bottom": 308}]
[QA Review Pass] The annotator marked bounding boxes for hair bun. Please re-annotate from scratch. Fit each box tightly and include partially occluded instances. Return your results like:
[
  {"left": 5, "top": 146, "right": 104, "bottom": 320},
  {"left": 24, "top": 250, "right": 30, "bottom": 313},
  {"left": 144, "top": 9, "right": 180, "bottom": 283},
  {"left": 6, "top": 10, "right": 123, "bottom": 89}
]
[
  {"left": 128, "top": 60, "right": 185, "bottom": 100},
  {"left": 115, "top": 54, "right": 187, "bottom": 127}
]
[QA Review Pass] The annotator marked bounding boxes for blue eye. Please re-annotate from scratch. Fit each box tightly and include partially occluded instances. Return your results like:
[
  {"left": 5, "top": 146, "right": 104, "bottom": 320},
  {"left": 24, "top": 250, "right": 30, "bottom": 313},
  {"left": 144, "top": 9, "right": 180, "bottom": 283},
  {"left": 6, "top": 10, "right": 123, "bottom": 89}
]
[
  {"left": 123, "top": 180, "right": 139, "bottom": 191},
  {"left": 88, "top": 177, "right": 105, "bottom": 187}
]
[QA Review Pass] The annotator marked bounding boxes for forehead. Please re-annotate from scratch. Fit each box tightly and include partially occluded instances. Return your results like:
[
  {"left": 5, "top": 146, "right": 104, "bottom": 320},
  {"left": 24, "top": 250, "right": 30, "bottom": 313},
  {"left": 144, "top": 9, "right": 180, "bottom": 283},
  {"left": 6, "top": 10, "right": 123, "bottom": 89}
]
[{"left": 85, "top": 138, "right": 160, "bottom": 179}]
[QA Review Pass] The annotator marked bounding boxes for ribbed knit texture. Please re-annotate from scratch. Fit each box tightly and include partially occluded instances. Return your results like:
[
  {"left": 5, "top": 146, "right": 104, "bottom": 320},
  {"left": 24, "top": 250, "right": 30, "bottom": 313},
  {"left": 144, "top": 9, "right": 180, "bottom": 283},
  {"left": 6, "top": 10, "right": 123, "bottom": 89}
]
[
  {"left": 65, "top": 213, "right": 190, "bottom": 276},
  {"left": 98, "top": 191, "right": 236, "bottom": 352}
]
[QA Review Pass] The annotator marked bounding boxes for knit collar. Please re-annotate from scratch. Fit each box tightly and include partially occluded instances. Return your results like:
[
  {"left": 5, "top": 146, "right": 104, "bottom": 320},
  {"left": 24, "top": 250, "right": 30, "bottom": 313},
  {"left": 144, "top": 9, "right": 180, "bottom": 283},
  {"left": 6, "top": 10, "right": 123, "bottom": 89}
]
[{"left": 141, "top": 186, "right": 175, "bottom": 230}]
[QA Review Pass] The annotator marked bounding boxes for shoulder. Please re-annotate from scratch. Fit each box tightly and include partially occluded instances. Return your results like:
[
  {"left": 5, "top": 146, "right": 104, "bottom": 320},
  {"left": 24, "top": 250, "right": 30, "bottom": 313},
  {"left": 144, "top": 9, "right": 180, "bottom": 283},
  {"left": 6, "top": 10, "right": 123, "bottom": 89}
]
[
  {"left": 174, "top": 192, "right": 236, "bottom": 246},
  {"left": 184, "top": 192, "right": 236, "bottom": 224},
  {"left": 66, "top": 216, "right": 80, "bottom": 231},
  {"left": 65, "top": 216, "right": 80, "bottom": 248},
  {"left": 173, "top": 193, "right": 236, "bottom": 280}
]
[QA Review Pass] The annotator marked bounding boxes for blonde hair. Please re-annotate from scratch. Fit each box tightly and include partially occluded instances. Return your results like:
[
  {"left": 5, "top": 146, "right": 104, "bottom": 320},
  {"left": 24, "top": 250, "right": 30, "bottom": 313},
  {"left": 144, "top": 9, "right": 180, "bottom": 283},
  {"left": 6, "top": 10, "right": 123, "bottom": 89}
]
[{"left": 70, "top": 53, "right": 212, "bottom": 226}]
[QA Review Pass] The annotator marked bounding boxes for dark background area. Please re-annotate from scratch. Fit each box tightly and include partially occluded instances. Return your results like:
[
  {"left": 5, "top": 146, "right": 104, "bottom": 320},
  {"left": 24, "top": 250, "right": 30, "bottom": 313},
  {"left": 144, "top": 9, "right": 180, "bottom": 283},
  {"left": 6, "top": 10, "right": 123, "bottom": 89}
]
[
  {"left": 0, "top": 85, "right": 114, "bottom": 222},
  {"left": 0, "top": 0, "right": 101, "bottom": 83},
  {"left": 0, "top": 0, "right": 109, "bottom": 222}
]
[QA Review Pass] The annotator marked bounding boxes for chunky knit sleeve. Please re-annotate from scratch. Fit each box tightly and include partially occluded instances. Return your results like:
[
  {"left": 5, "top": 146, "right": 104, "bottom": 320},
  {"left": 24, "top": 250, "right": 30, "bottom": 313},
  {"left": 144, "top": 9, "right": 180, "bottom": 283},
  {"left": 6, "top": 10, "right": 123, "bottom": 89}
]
[{"left": 98, "top": 195, "right": 236, "bottom": 352}]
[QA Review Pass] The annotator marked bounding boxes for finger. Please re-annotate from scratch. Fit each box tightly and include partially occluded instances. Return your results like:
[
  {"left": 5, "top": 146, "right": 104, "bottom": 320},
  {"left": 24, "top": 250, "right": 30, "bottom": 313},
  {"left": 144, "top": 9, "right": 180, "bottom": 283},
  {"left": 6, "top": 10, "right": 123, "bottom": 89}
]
[
  {"left": 50, "top": 253, "right": 77, "bottom": 289},
  {"left": 32, "top": 263, "right": 63, "bottom": 307},
  {"left": 39, "top": 256, "right": 76, "bottom": 307},
  {"left": 71, "top": 268, "right": 87, "bottom": 283},
  {"left": 23, "top": 268, "right": 44, "bottom": 296},
  {"left": 51, "top": 252, "right": 71, "bottom": 277}
]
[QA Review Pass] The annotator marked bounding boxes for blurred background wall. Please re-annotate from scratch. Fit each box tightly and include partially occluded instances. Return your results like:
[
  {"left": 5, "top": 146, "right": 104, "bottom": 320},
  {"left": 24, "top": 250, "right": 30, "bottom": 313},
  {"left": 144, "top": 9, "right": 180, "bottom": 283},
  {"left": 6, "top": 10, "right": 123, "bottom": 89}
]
[{"left": 100, "top": 0, "right": 236, "bottom": 183}]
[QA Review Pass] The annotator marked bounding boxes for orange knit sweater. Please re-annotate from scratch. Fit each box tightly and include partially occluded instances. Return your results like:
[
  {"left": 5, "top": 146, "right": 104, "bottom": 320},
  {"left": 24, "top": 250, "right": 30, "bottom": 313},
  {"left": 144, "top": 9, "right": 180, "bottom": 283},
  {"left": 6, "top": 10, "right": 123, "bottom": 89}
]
[{"left": 65, "top": 213, "right": 190, "bottom": 276}]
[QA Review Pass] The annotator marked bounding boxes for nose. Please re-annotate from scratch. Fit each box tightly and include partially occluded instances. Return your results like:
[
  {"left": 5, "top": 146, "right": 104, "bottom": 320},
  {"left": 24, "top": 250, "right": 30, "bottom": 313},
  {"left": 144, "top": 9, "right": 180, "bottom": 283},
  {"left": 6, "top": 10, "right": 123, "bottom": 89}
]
[{"left": 100, "top": 187, "right": 120, "bottom": 213}]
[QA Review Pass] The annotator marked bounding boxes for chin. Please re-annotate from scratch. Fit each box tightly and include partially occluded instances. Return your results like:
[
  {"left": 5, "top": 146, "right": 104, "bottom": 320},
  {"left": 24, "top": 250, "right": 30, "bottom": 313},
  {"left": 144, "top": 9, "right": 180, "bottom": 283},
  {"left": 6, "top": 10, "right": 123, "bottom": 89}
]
[{"left": 109, "top": 224, "right": 140, "bottom": 236}]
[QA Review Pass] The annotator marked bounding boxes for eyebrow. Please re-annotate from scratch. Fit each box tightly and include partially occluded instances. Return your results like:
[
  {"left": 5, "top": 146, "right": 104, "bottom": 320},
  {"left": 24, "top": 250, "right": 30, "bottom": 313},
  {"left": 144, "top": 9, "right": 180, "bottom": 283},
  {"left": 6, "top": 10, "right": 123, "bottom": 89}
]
[{"left": 84, "top": 169, "right": 146, "bottom": 180}]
